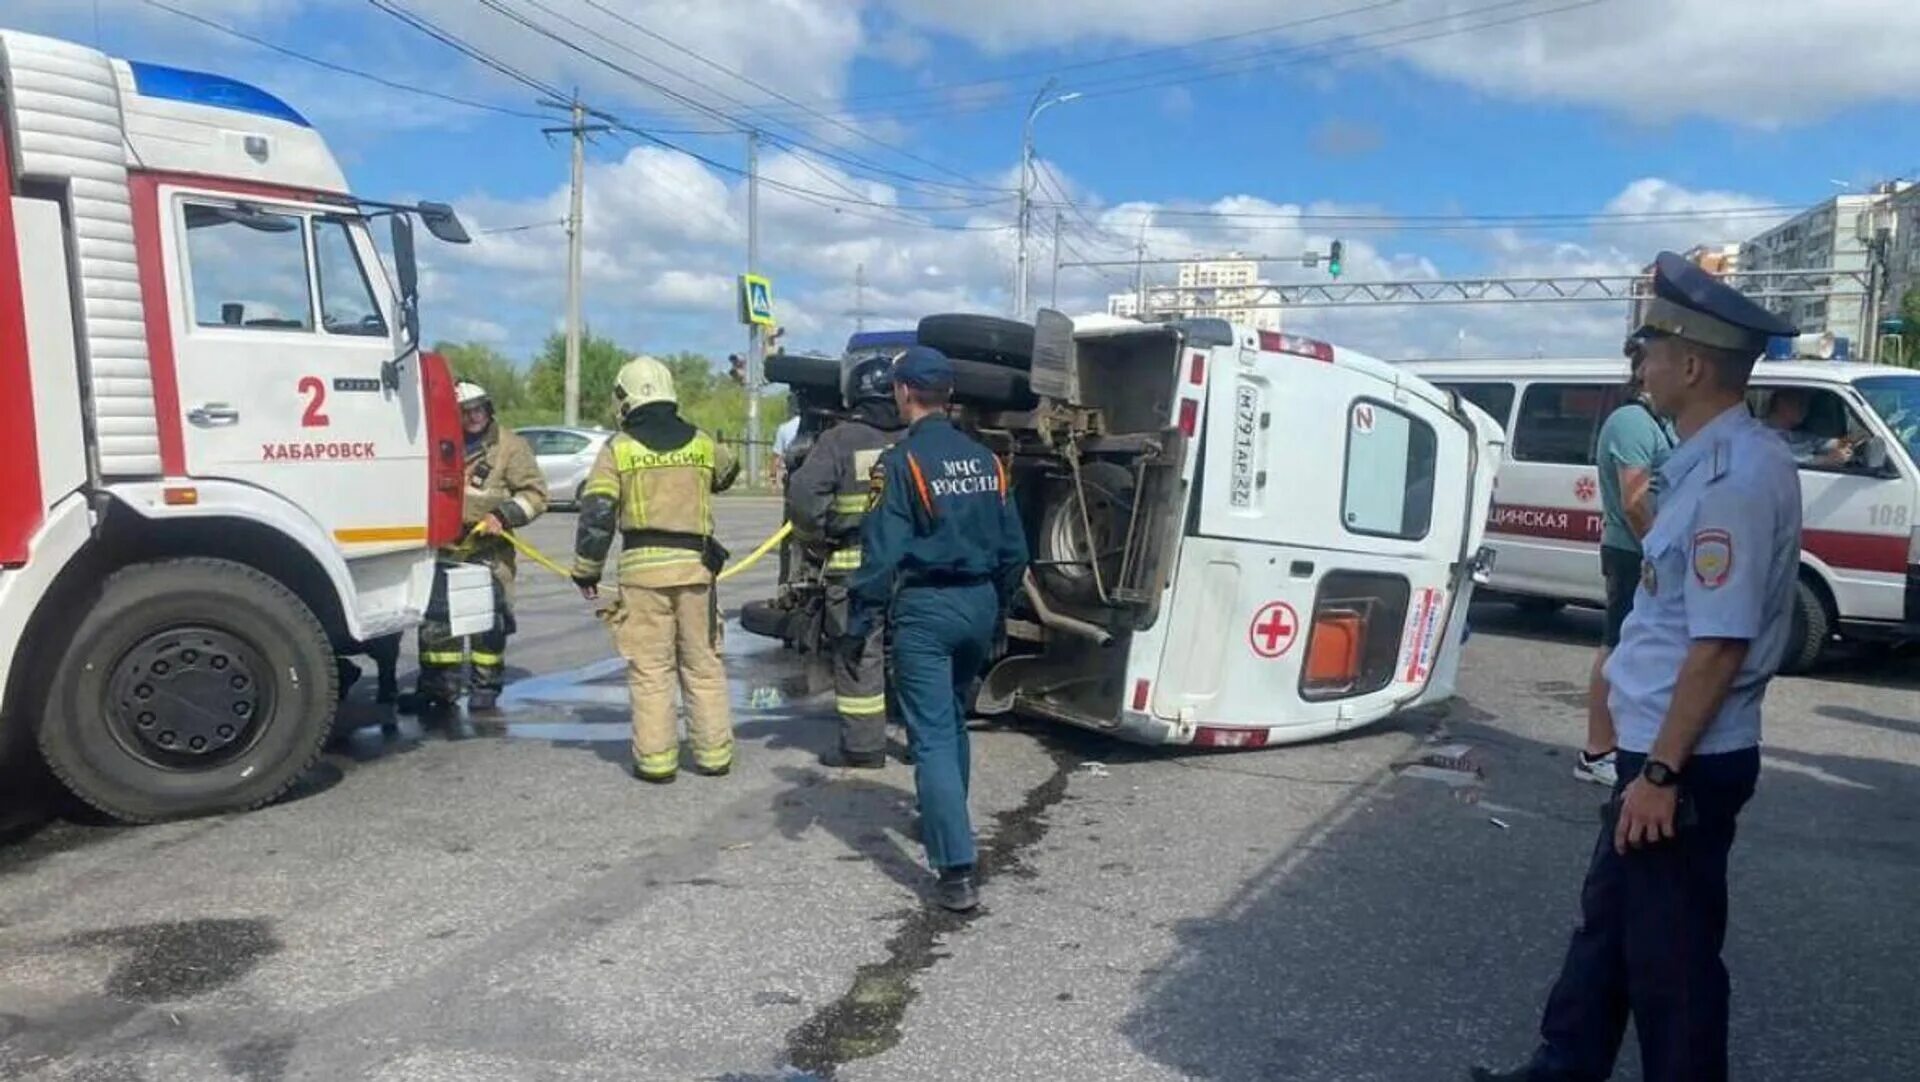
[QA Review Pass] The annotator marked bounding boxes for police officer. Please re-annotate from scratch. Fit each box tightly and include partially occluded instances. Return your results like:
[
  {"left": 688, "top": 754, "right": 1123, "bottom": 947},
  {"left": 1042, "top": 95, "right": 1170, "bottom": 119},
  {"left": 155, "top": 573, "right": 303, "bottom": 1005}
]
[
  {"left": 1474, "top": 252, "right": 1801, "bottom": 1082},
  {"left": 401, "top": 380, "right": 547, "bottom": 715},
  {"left": 786, "top": 354, "right": 905, "bottom": 769},
  {"left": 847, "top": 346, "right": 1028, "bottom": 912},
  {"left": 570, "top": 356, "right": 741, "bottom": 784}
]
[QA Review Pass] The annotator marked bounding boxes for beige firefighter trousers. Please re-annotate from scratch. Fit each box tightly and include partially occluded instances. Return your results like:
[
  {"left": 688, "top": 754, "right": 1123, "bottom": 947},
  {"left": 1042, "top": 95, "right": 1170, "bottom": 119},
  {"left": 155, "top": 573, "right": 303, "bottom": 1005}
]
[{"left": 616, "top": 582, "right": 734, "bottom": 778}]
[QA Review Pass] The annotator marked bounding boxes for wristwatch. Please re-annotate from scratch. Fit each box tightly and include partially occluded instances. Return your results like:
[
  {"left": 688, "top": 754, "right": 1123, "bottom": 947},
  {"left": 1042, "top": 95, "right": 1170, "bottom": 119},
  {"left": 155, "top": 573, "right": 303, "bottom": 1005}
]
[{"left": 1641, "top": 759, "right": 1681, "bottom": 787}]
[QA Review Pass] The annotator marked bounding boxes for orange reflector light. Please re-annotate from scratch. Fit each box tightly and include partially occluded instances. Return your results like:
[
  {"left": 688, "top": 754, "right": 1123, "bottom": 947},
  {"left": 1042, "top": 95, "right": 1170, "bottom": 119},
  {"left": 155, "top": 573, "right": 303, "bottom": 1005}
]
[
  {"left": 1178, "top": 397, "right": 1199, "bottom": 437},
  {"left": 1303, "top": 607, "right": 1366, "bottom": 691},
  {"left": 163, "top": 486, "right": 198, "bottom": 506}
]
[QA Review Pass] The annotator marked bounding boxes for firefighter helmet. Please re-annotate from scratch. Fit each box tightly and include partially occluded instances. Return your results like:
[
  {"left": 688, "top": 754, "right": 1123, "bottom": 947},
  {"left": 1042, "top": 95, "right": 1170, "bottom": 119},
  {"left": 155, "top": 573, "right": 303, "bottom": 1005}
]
[
  {"left": 455, "top": 381, "right": 491, "bottom": 411},
  {"left": 613, "top": 355, "right": 676, "bottom": 415},
  {"left": 845, "top": 353, "right": 895, "bottom": 407}
]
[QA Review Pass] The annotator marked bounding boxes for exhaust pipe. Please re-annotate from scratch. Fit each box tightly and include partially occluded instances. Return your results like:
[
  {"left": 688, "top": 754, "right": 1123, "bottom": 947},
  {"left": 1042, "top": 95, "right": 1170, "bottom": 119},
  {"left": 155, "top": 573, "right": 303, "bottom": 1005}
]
[{"left": 1023, "top": 572, "right": 1112, "bottom": 646}]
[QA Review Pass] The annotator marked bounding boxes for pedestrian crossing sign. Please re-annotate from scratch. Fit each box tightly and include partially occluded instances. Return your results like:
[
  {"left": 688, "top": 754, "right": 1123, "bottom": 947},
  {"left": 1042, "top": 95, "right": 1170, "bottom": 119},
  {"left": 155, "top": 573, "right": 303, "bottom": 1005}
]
[{"left": 739, "top": 274, "right": 775, "bottom": 327}]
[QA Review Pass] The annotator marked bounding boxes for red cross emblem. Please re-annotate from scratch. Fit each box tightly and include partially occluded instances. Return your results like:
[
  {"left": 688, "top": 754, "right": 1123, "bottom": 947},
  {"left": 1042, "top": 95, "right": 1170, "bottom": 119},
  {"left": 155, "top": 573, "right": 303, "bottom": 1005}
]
[
  {"left": 1248, "top": 602, "right": 1300, "bottom": 659},
  {"left": 1574, "top": 476, "right": 1597, "bottom": 503}
]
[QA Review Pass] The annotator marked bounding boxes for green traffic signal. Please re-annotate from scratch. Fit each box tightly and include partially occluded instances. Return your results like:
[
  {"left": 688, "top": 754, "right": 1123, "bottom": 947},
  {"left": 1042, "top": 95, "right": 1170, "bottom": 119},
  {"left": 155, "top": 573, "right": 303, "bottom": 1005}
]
[{"left": 1328, "top": 239, "right": 1344, "bottom": 279}]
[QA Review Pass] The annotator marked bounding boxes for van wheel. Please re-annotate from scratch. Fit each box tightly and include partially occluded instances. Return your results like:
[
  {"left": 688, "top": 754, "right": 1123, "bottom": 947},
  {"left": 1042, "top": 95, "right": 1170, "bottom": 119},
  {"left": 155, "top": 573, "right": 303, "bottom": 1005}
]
[
  {"left": 1780, "top": 578, "right": 1831, "bottom": 675},
  {"left": 36, "top": 558, "right": 338, "bottom": 824},
  {"left": 1037, "top": 462, "right": 1136, "bottom": 606},
  {"left": 916, "top": 314, "right": 1035, "bottom": 370}
]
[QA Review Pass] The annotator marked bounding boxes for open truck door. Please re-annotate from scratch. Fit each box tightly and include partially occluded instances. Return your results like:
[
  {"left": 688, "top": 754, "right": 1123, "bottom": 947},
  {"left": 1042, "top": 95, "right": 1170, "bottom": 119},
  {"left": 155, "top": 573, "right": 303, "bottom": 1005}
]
[{"left": 1139, "top": 332, "right": 1492, "bottom": 744}]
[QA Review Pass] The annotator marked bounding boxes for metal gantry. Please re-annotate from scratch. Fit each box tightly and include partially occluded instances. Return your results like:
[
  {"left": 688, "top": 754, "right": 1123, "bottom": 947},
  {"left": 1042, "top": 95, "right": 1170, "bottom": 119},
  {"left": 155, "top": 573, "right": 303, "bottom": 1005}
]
[{"left": 1095, "top": 268, "right": 1874, "bottom": 311}]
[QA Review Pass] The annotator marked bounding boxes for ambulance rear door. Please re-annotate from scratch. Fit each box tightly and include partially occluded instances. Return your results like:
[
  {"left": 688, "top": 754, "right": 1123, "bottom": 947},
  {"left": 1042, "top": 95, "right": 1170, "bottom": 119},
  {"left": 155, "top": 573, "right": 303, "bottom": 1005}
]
[{"left": 1149, "top": 334, "right": 1481, "bottom": 738}]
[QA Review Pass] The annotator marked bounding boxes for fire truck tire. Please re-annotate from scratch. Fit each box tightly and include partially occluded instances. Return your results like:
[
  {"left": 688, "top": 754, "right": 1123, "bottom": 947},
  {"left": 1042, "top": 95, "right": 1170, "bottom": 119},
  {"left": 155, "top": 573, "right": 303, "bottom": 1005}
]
[
  {"left": 1780, "top": 577, "right": 1831, "bottom": 675},
  {"left": 1036, "top": 462, "right": 1137, "bottom": 607},
  {"left": 916, "top": 314, "right": 1035, "bottom": 370},
  {"left": 37, "top": 558, "right": 339, "bottom": 824}
]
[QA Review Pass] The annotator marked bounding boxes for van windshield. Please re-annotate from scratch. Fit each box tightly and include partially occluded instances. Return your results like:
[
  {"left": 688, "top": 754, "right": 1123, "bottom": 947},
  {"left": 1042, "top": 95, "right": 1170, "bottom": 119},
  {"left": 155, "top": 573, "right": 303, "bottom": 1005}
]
[{"left": 1857, "top": 376, "right": 1920, "bottom": 465}]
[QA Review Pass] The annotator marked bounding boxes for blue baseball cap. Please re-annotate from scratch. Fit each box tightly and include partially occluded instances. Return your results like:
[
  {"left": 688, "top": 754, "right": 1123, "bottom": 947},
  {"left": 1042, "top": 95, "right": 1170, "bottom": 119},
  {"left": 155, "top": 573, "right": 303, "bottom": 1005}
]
[
  {"left": 1632, "top": 251, "right": 1796, "bottom": 355},
  {"left": 892, "top": 345, "right": 954, "bottom": 391}
]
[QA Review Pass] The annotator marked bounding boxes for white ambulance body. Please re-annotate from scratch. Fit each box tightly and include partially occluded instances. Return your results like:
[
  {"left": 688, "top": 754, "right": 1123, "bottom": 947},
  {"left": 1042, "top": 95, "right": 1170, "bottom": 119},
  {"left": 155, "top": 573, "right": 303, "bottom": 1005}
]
[
  {"left": 0, "top": 30, "right": 482, "bottom": 821},
  {"left": 981, "top": 320, "right": 1502, "bottom": 748},
  {"left": 1402, "top": 358, "right": 1920, "bottom": 670}
]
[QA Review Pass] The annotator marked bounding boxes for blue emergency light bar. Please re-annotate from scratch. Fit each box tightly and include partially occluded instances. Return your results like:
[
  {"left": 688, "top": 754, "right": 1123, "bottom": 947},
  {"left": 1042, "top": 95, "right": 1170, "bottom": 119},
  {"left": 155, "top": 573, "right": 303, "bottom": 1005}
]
[
  {"left": 128, "top": 61, "right": 311, "bottom": 128},
  {"left": 846, "top": 330, "right": 915, "bottom": 354}
]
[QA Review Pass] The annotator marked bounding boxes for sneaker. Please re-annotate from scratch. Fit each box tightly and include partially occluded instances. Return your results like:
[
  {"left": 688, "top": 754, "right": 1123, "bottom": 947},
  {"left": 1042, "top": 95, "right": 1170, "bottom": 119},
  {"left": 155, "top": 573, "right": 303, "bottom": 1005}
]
[
  {"left": 1574, "top": 749, "right": 1618, "bottom": 788},
  {"left": 933, "top": 866, "right": 979, "bottom": 912}
]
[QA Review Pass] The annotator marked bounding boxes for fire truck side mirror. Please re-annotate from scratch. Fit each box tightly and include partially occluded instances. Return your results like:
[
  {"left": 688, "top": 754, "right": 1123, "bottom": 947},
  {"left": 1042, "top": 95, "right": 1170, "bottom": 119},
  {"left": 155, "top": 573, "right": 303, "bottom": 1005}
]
[
  {"left": 390, "top": 214, "right": 421, "bottom": 346},
  {"left": 417, "top": 201, "right": 471, "bottom": 245}
]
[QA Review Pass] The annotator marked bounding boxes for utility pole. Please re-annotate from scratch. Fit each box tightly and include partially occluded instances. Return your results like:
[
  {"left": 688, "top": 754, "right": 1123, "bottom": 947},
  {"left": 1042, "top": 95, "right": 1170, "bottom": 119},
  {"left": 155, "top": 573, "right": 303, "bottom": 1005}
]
[
  {"left": 540, "top": 97, "right": 607, "bottom": 426},
  {"left": 745, "top": 129, "right": 763, "bottom": 488},
  {"left": 1049, "top": 208, "right": 1063, "bottom": 309},
  {"left": 1014, "top": 81, "right": 1079, "bottom": 319},
  {"left": 854, "top": 262, "right": 866, "bottom": 334},
  {"left": 1134, "top": 240, "right": 1148, "bottom": 319}
]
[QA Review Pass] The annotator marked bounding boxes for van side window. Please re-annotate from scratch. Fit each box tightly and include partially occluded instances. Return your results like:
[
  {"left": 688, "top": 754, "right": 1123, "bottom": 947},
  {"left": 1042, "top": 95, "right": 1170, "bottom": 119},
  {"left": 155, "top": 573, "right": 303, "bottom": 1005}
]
[
  {"left": 1512, "top": 383, "right": 1624, "bottom": 465},
  {"left": 1437, "top": 382, "right": 1516, "bottom": 432},
  {"left": 1749, "top": 385, "right": 1877, "bottom": 472},
  {"left": 181, "top": 202, "right": 313, "bottom": 332},
  {"left": 1343, "top": 399, "right": 1437, "bottom": 540}
]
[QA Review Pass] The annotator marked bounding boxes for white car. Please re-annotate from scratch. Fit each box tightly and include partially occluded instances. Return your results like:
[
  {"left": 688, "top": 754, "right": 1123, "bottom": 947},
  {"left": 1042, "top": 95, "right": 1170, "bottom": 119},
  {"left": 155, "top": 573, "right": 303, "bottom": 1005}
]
[{"left": 517, "top": 426, "right": 614, "bottom": 509}]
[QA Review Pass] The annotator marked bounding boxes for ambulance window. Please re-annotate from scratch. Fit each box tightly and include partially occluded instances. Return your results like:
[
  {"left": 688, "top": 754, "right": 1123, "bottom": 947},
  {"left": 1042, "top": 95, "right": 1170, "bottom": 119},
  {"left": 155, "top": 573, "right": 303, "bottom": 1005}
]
[
  {"left": 1440, "top": 382, "right": 1515, "bottom": 432},
  {"left": 182, "top": 202, "right": 312, "bottom": 331},
  {"left": 315, "top": 217, "right": 388, "bottom": 337},
  {"left": 1512, "top": 383, "right": 1623, "bottom": 465},
  {"left": 1342, "top": 400, "right": 1437, "bottom": 540}
]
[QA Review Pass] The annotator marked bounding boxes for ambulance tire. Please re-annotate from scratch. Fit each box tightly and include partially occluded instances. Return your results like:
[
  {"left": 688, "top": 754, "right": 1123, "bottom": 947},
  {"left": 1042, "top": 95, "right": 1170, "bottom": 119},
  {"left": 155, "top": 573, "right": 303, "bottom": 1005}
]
[
  {"left": 37, "top": 558, "right": 338, "bottom": 824},
  {"left": 916, "top": 314, "right": 1034, "bottom": 370},
  {"left": 1037, "top": 462, "right": 1137, "bottom": 607},
  {"left": 1780, "top": 578, "right": 1831, "bottom": 675}
]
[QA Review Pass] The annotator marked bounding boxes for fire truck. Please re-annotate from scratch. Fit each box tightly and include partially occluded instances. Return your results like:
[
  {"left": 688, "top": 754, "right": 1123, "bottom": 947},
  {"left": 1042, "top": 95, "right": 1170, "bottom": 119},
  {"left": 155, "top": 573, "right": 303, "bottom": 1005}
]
[
  {"left": 751, "top": 312, "right": 1502, "bottom": 748},
  {"left": 0, "top": 30, "right": 487, "bottom": 822}
]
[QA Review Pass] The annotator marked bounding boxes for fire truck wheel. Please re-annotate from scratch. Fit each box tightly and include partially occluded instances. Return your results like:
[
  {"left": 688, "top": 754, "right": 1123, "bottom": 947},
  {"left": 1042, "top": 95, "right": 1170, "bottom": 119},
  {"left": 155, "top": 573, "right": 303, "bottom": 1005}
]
[
  {"left": 1780, "top": 577, "right": 1831, "bottom": 675},
  {"left": 915, "top": 314, "right": 1035, "bottom": 370},
  {"left": 37, "top": 558, "right": 338, "bottom": 824},
  {"left": 1036, "top": 462, "right": 1137, "bottom": 607}
]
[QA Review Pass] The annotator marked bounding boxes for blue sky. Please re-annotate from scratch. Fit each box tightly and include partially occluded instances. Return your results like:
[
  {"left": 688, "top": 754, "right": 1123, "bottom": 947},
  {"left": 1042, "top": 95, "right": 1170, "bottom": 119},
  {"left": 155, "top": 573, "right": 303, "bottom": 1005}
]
[{"left": 10, "top": 0, "right": 1920, "bottom": 364}]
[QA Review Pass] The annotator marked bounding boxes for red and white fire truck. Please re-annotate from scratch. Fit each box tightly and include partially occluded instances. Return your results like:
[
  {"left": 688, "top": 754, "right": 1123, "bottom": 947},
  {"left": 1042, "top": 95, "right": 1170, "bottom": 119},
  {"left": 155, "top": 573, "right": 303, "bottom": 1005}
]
[{"left": 0, "top": 29, "right": 485, "bottom": 822}]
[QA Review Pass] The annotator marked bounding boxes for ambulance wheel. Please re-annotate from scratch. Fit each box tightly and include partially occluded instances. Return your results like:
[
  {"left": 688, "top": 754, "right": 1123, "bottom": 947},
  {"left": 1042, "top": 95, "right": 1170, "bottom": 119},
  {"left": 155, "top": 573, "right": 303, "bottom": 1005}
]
[
  {"left": 916, "top": 314, "right": 1034, "bottom": 370},
  {"left": 37, "top": 558, "right": 338, "bottom": 824},
  {"left": 1037, "top": 462, "right": 1136, "bottom": 606},
  {"left": 1780, "top": 578, "right": 1831, "bottom": 675}
]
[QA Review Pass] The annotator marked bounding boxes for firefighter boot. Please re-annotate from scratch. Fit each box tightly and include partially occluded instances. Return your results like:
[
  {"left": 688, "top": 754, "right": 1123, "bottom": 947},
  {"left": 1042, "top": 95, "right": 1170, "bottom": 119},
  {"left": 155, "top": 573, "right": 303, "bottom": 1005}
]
[{"left": 468, "top": 627, "right": 509, "bottom": 714}]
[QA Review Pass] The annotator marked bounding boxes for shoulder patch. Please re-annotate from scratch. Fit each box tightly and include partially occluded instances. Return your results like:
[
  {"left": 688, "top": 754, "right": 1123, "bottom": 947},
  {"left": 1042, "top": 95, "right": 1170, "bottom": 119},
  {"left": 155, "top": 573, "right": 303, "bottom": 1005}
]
[
  {"left": 866, "top": 457, "right": 887, "bottom": 512},
  {"left": 1691, "top": 527, "right": 1733, "bottom": 588}
]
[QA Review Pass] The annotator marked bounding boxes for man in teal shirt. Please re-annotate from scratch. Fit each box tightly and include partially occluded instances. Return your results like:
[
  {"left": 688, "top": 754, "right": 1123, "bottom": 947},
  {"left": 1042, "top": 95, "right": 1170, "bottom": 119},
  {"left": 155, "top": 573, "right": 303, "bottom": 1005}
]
[{"left": 1579, "top": 344, "right": 1677, "bottom": 786}]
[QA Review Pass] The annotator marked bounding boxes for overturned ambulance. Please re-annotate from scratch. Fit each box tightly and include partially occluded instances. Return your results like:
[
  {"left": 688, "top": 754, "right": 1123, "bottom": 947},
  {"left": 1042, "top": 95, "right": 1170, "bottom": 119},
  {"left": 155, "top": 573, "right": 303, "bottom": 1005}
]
[{"left": 747, "top": 312, "right": 1502, "bottom": 748}]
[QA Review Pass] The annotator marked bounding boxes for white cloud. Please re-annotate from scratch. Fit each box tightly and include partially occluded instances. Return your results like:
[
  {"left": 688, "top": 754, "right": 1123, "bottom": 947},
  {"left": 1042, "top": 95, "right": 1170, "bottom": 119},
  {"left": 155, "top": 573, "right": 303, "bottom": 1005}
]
[{"left": 878, "top": 0, "right": 1920, "bottom": 125}]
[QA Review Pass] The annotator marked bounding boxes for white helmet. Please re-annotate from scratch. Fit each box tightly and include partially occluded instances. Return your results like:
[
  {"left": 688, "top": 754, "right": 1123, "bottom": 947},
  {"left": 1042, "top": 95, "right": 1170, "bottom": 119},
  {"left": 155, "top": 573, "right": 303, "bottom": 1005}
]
[
  {"left": 613, "top": 355, "right": 676, "bottom": 415},
  {"left": 455, "top": 381, "right": 491, "bottom": 410}
]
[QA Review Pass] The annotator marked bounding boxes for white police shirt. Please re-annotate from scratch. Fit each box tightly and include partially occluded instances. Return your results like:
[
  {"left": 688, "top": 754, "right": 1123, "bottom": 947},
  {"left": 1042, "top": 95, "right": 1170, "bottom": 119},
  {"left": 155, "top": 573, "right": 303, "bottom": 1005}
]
[{"left": 1604, "top": 404, "right": 1803, "bottom": 755}]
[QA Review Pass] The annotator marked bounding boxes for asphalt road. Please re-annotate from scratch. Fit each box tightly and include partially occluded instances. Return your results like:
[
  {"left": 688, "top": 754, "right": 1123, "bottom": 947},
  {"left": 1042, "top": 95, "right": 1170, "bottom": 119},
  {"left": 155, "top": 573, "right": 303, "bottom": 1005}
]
[{"left": 2, "top": 500, "right": 1916, "bottom": 1081}]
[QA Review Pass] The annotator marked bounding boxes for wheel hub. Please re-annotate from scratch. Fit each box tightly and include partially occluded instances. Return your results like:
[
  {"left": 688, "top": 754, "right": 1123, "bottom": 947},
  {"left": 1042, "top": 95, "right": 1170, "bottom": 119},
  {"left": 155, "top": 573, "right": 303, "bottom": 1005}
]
[{"left": 107, "top": 628, "right": 271, "bottom": 766}]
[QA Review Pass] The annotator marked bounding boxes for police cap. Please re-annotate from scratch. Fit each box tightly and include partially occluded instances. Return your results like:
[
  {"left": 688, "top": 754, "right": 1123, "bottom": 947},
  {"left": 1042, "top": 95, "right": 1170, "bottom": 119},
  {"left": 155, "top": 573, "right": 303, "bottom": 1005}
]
[
  {"left": 1631, "top": 251, "right": 1797, "bottom": 356},
  {"left": 893, "top": 345, "right": 954, "bottom": 392}
]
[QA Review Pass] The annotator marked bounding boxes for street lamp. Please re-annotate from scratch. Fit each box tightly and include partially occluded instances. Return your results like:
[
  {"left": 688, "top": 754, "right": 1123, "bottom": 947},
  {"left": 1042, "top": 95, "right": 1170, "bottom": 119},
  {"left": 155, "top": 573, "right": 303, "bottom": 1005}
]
[{"left": 1015, "top": 79, "right": 1080, "bottom": 318}]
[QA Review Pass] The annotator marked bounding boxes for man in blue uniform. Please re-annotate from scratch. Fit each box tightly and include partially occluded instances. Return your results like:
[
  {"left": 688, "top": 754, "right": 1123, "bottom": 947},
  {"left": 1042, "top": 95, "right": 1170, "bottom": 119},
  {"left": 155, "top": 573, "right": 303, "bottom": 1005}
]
[
  {"left": 1474, "top": 252, "right": 1801, "bottom": 1082},
  {"left": 847, "top": 346, "right": 1029, "bottom": 912}
]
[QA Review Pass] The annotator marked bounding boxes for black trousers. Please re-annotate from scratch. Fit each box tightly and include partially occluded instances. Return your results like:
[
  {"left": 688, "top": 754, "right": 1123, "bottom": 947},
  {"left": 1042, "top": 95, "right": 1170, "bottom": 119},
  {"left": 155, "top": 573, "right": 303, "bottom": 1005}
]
[{"left": 1533, "top": 748, "right": 1760, "bottom": 1082}]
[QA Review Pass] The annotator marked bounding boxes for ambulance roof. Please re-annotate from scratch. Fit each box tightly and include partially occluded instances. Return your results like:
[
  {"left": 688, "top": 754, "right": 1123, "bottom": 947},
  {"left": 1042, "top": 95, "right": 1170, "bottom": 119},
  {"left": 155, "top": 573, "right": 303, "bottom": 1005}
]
[{"left": 1394, "top": 357, "right": 1917, "bottom": 385}]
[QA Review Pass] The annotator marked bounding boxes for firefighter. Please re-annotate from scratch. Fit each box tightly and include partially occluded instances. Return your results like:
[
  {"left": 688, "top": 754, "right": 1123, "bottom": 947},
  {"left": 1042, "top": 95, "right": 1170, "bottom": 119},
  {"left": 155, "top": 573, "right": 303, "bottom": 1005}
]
[
  {"left": 400, "top": 380, "right": 547, "bottom": 716},
  {"left": 570, "top": 356, "right": 741, "bottom": 783},
  {"left": 786, "top": 354, "right": 905, "bottom": 769}
]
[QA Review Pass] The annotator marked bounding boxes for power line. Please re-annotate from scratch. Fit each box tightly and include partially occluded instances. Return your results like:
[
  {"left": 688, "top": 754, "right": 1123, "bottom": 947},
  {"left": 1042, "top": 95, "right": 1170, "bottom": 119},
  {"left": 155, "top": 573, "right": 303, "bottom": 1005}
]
[
  {"left": 477, "top": 219, "right": 567, "bottom": 235},
  {"left": 570, "top": 0, "right": 992, "bottom": 192},
  {"left": 364, "top": 0, "right": 562, "bottom": 99},
  {"left": 491, "top": 0, "right": 1005, "bottom": 203},
  {"left": 139, "top": 0, "right": 547, "bottom": 119}
]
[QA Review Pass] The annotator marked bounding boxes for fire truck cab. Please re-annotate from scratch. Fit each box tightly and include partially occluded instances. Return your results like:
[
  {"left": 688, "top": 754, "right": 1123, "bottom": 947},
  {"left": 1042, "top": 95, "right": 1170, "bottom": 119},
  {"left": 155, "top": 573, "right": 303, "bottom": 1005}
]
[{"left": 0, "top": 29, "right": 481, "bottom": 822}]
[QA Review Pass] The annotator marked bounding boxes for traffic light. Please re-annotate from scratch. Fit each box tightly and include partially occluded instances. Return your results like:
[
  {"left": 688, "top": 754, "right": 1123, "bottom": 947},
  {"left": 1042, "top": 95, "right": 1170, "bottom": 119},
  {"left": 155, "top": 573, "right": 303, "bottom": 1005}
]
[{"left": 1328, "top": 239, "right": 1344, "bottom": 279}]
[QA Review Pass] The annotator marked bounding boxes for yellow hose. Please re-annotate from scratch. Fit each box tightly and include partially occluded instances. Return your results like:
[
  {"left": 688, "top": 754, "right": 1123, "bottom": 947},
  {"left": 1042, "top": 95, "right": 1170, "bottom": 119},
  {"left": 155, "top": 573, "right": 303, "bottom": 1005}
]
[{"left": 465, "top": 520, "right": 794, "bottom": 584}]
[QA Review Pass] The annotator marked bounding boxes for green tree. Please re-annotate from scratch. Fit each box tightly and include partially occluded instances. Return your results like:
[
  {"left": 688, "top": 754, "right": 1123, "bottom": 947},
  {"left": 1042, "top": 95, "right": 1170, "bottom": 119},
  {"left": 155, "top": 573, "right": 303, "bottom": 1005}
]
[
  {"left": 525, "top": 331, "right": 632, "bottom": 428},
  {"left": 434, "top": 340, "right": 526, "bottom": 413}
]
